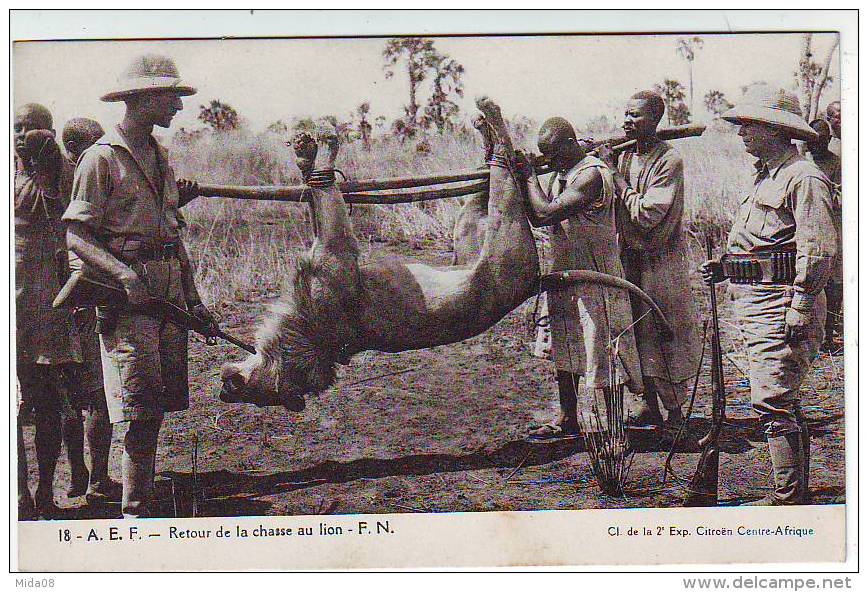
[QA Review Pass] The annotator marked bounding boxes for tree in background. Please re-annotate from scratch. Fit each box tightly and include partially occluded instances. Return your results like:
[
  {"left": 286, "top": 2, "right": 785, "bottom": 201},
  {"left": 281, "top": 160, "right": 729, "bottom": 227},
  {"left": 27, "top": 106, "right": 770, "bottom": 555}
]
[
  {"left": 676, "top": 36, "right": 704, "bottom": 112},
  {"left": 390, "top": 118, "right": 414, "bottom": 144},
  {"left": 703, "top": 90, "right": 733, "bottom": 117},
  {"left": 290, "top": 116, "right": 317, "bottom": 136},
  {"left": 797, "top": 33, "right": 839, "bottom": 122},
  {"left": 173, "top": 127, "right": 204, "bottom": 146},
  {"left": 507, "top": 115, "right": 536, "bottom": 145},
  {"left": 383, "top": 37, "right": 442, "bottom": 137},
  {"left": 422, "top": 57, "right": 465, "bottom": 134},
  {"left": 582, "top": 114, "right": 618, "bottom": 136},
  {"left": 266, "top": 120, "right": 289, "bottom": 134},
  {"left": 198, "top": 100, "right": 240, "bottom": 131},
  {"left": 317, "top": 115, "right": 354, "bottom": 143},
  {"left": 654, "top": 79, "right": 691, "bottom": 125},
  {"left": 353, "top": 102, "right": 373, "bottom": 149}
]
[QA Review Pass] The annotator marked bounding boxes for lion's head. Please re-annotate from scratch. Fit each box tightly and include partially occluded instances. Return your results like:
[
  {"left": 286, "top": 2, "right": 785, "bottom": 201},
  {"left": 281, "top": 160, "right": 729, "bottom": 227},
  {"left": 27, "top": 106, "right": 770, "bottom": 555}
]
[{"left": 220, "top": 254, "right": 347, "bottom": 410}]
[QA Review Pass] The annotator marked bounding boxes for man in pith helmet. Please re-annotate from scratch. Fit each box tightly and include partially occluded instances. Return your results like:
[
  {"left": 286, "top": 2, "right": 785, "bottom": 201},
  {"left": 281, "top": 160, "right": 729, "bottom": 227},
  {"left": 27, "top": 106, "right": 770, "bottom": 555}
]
[
  {"left": 701, "top": 87, "right": 837, "bottom": 505},
  {"left": 62, "top": 54, "right": 217, "bottom": 518}
]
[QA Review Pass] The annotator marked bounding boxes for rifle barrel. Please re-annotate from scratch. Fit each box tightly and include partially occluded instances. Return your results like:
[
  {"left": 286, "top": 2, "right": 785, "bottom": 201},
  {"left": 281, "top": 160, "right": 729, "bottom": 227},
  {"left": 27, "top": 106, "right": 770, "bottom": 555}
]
[{"left": 218, "top": 331, "right": 257, "bottom": 355}]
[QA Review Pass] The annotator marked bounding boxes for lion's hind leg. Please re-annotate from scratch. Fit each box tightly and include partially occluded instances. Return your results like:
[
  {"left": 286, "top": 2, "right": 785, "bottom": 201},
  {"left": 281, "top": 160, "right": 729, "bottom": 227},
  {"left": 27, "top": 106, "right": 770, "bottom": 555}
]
[{"left": 307, "top": 125, "right": 359, "bottom": 259}]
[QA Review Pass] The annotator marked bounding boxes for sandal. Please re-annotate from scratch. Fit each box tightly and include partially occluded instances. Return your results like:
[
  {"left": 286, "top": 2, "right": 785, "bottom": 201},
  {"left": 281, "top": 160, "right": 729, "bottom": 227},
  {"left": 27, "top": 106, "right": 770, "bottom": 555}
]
[{"left": 526, "top": 422, "right": 579, "bottom": 441}]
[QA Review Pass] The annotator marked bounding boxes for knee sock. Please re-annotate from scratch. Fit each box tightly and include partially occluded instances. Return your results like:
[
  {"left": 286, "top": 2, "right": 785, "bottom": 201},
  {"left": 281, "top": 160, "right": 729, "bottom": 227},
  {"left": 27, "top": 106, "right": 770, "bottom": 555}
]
[{"left": 62, "top": 409, "right": 88, "bottom": 486}]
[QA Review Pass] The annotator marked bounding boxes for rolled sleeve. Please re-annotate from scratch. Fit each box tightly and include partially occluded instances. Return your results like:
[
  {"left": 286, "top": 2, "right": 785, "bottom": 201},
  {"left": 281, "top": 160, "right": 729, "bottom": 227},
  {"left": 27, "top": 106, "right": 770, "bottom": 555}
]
[
  {"left": 621, "top": 156, "right": 682, "bottom": 231},
  {"left": 62, "top": 150, "right": 111, "bottom": 230},
  {"left": 792, "top": 175, "right": 838, "bottom": 305}
]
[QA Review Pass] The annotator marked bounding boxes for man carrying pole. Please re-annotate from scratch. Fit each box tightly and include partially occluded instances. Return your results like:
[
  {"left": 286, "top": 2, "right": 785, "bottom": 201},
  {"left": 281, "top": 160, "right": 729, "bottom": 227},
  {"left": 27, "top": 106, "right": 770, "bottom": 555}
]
[
  {"left": 700, "top": 87, "right": 837, "bottom": 505},
  {"left": 523, "top": 117, "right": 644, "bottom": 439},
  {"left": 62, "top": 54, "right": 217, "bottom": 518},
  {"left": 597, "top": 91, "right": 702, "bottom": 430},
  {"left": 15, "top": 103, "right": 81, "bottom": 519}
]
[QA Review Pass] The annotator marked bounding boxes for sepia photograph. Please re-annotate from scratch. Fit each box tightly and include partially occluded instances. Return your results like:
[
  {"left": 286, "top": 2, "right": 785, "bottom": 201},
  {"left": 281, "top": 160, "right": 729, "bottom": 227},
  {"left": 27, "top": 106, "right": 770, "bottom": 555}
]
[{"left": 9, "top": 10, "right": 855, "bottom": 572}]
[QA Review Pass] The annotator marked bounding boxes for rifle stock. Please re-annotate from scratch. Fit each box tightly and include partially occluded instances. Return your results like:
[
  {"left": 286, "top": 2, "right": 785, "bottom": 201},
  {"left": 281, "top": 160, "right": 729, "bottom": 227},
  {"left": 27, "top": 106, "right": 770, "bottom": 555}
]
[{"left": 684, "top": 236, "right": 727, "bottom": 507}]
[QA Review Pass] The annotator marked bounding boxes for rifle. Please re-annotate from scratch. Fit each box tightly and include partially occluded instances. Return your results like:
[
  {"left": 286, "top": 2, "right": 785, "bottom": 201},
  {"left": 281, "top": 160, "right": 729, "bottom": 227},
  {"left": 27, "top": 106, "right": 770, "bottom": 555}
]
[
  {"left": 53, "top": 270, "right": 256, "bottom": 354},
  {"left": 683, "top": 236, "right": 727, "bottom": 506},
  {"left": 143, "top": 298, "right": 257, "bottom": 354}
]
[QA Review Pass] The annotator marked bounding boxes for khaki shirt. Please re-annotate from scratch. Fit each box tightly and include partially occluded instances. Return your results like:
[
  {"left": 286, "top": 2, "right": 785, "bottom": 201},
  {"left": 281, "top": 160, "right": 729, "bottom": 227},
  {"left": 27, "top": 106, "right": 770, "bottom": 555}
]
[
  {"left": 62, "top": 126, "right": 184, "bottom": 241},
  {"left": 727, "top": 147, "right": 837, "bottom": 302}
]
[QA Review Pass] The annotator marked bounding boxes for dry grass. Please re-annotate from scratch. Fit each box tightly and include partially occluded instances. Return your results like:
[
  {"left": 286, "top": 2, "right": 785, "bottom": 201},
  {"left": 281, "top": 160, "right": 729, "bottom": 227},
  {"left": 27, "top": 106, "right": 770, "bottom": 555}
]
[{"left": 169, "top": 125, "right": 754, "bottom": 309}]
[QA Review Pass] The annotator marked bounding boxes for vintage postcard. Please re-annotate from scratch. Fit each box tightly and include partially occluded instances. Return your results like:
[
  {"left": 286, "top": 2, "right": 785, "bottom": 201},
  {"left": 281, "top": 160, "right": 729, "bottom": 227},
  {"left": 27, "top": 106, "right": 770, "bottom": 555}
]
[{"left": 9, "top": 10, "right": 857, "bottom": 573}]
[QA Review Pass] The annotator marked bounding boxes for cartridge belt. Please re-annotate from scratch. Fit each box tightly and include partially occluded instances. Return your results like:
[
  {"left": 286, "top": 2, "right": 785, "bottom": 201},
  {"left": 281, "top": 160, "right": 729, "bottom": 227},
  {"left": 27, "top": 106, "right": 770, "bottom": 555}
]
[{"left": 722, "top": 249, "right": 796, "bottom": 285}]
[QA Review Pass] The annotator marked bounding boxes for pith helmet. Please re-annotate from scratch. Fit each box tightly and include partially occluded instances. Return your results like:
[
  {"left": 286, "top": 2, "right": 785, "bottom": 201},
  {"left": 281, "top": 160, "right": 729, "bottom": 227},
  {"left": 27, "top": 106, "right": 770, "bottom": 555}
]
[
  {"left": 101, "top": 54, "right": 196, "bottom": 102},
  {"left": 722, "top": 87, "right": 817, "bottom": 142}
]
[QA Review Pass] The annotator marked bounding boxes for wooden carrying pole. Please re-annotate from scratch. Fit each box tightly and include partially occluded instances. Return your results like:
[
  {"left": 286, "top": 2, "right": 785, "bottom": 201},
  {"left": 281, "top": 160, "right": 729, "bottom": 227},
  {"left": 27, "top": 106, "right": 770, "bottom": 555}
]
[{"left": 192, "top": 124, "right": 705, "bottom": 204}]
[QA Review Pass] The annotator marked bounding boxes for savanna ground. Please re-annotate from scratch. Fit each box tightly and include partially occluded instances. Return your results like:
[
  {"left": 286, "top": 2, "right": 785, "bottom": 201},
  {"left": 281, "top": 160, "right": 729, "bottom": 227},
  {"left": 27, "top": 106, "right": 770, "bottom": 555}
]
[{"left": 22, "top": 125, "right": 845, "bottom": 518}]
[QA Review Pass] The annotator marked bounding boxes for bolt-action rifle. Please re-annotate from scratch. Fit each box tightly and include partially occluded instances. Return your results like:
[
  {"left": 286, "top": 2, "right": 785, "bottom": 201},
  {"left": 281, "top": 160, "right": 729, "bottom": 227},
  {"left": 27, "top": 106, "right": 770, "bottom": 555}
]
[
  {"left": 684, "top": 236, "right": 727, "bottom": 506},
  {"left": 53, "top": 270, "right": 256, "bottom": 354}
]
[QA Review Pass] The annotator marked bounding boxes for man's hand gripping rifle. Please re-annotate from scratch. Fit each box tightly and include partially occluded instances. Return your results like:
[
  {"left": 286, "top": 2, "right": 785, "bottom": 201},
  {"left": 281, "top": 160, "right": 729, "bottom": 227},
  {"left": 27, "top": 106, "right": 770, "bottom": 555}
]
[{"left": 53, "top": 271, "right": 256, "bottom": 355}]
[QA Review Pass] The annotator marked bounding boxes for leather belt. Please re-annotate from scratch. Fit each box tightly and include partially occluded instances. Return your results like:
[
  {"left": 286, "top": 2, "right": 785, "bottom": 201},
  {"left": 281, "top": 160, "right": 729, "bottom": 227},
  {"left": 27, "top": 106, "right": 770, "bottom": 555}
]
[
  {"left": 722, "top": 249, "right": 796, "bottom": 285},
  {"left": 108, "top": 236, "right": 179, "bottom": 264}
]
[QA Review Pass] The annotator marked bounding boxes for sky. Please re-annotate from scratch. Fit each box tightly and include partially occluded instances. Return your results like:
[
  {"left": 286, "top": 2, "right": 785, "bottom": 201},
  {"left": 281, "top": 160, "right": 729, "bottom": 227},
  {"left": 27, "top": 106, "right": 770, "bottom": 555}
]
[{"left": 13, "top": 33, "right": 840, "bottom": 135}]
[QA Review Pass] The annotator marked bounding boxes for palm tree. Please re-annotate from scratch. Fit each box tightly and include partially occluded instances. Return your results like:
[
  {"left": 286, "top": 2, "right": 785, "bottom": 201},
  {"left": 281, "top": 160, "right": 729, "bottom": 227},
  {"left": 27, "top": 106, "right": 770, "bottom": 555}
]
[
  {"left": 383, "top": 37, "right": 441, "bottom": 134},
  {"left": 676, "top": 37, "right": 704, "bottom": 112}
]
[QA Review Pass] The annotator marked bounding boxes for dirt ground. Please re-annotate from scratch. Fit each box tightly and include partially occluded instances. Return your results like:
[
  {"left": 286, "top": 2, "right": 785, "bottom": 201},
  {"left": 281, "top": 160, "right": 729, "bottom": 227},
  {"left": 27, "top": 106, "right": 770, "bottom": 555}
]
[{"left": 22, "top": 243, "right": 845, "bottom": 519}]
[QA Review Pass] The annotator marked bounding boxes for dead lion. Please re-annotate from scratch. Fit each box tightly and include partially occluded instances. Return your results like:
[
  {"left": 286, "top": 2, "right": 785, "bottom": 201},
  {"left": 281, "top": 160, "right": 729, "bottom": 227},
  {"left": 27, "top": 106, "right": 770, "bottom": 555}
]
[{"left": 220, "top": 97, "right": 668, "bottom": 410}]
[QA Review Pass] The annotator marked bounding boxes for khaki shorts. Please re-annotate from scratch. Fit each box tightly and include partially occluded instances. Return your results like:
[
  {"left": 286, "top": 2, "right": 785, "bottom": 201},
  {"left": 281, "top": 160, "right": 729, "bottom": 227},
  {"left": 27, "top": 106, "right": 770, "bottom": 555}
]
[{"left": 99, "top": 260, "right": 189, "bottom": 424}]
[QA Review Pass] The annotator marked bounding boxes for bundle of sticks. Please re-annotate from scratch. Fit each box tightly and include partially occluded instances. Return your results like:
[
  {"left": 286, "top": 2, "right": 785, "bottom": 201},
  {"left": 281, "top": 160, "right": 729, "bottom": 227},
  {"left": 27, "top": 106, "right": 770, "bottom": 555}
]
[{"left": 191, "top": 124, "right": 705, "bottom": 206}]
